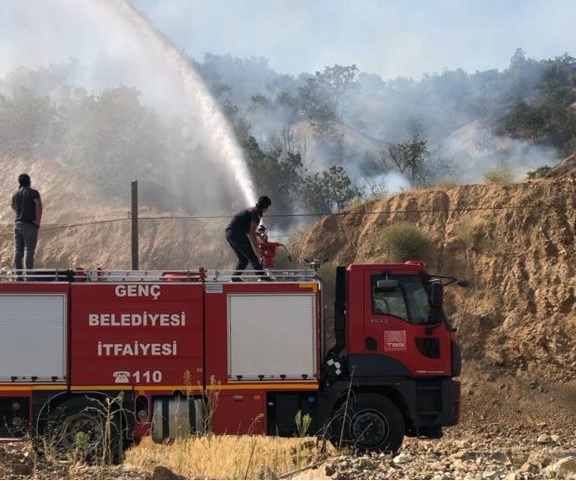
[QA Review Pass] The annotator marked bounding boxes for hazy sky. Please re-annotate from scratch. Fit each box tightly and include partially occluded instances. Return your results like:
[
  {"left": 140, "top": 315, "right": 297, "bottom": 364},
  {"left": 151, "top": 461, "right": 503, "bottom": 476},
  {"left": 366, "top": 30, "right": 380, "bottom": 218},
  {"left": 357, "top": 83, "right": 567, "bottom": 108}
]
[{"left": 133, "top": 0, "right": 576, "bottom": 80}]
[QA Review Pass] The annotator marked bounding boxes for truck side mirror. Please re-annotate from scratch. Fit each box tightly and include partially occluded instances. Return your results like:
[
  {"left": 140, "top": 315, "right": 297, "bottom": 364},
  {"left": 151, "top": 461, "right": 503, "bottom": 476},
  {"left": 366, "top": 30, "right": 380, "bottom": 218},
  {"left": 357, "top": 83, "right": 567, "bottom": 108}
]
[
  {"left": 427, "top": 282, "right": 444, "bottom": 324},
  {"left": 430, "top": 282, "right": 443, "bottom": 309}
]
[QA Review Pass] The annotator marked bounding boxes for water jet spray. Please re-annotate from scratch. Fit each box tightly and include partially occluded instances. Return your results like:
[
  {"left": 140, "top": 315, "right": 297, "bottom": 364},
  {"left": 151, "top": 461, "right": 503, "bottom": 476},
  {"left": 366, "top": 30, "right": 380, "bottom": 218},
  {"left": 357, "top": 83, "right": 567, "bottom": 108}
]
[
  {"left": 2, "top": 0, "right": 257, "bottom": 211},
  {"left": 95, "top": 0, "right": 256, "bottom": 207}
]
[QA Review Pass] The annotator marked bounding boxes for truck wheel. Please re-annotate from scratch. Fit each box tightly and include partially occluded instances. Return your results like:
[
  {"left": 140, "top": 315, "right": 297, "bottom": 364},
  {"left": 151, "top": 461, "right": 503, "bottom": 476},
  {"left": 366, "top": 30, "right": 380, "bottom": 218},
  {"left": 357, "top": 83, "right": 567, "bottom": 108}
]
[
  {"left": 332, "top": 393, "right": 405, "bottom": 452},
  {"left": 46, "top": 397, "right": 123, "bottom": 464}
]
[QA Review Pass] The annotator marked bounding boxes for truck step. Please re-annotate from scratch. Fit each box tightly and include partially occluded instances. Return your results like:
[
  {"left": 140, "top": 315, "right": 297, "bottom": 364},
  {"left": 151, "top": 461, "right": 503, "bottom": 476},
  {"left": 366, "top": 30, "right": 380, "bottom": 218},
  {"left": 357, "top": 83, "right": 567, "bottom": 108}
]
[{"left": 416, "top": 384, "right": 441, "bottom": 391}]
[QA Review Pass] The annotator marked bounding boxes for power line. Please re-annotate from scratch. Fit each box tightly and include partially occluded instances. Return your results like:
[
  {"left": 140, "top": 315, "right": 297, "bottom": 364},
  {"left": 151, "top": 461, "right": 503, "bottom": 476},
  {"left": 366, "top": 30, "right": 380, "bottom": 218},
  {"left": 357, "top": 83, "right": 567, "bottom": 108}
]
[
  {"left": 19, "top": 200, "right": 569, "bottom": 233},
  {"left": 40, "top": 217, "right": 128, "bottom": 232}
]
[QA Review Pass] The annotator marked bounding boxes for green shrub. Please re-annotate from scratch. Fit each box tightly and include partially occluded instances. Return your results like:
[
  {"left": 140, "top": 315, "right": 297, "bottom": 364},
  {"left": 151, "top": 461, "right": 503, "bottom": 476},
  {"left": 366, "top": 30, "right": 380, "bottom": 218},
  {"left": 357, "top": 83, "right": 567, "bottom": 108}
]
[
  {"left": 483, "top": 165, "right": 514, "bottom": 184},
  {"left": 526, "top": 166, "right": 551, "bottom": 179},
  {"left": 380, "top": 222, "right": 432, "bottom": 262}
]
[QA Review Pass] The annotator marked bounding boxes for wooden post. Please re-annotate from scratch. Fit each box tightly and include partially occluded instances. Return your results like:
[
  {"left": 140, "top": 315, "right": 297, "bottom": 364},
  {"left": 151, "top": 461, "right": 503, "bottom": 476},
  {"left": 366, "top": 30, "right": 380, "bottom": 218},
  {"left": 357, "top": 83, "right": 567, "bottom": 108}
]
[{"left": 131, "top": 180, "right": 139, "bottom": 270}]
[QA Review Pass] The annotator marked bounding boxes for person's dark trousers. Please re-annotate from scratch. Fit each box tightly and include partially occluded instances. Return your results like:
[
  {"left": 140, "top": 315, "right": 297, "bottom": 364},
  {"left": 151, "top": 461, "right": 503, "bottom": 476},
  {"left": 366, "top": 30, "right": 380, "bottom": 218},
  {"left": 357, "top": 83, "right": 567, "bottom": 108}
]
[
  {"left": 225, "top": 231, "right": 265, "bottom": 279},
  {"left": 14, "top": 221, "right": 39, "bottom": 280}
]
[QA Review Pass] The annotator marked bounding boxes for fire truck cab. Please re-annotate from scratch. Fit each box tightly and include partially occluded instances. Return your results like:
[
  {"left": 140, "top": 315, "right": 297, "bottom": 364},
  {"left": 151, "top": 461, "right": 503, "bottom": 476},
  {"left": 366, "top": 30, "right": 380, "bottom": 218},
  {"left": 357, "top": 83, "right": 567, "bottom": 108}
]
[{"left": 0, "top": 261, "right": 466, "bottom": 458}]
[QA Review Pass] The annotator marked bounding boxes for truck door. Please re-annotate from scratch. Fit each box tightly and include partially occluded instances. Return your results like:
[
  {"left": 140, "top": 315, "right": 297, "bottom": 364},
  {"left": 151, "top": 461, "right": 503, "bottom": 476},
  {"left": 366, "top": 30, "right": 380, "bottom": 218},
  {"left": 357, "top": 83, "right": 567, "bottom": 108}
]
[{"left": 363, "top": 272, "right": 453, "bottom": 377}]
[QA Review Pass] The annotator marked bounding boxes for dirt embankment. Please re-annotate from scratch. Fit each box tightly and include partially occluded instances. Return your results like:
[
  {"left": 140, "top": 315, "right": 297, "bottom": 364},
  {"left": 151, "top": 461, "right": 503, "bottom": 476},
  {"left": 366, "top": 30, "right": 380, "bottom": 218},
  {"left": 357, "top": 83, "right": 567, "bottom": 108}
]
[
  {"left": 290, "top": 174, "right": 576, "bottom": 440},
  {"left": 0, "top": 158, "right": 235, "bottom": 271},
  {"left": 293, "top": 177, "right": 576, "bottom": 376}
]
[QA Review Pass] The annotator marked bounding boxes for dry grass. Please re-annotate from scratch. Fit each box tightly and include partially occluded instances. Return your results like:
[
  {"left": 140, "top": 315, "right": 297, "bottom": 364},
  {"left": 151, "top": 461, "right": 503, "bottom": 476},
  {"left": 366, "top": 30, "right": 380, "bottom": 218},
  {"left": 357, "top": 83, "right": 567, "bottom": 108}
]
[{"left": 125, "top": 435, "right": 329, "bottom": 479}]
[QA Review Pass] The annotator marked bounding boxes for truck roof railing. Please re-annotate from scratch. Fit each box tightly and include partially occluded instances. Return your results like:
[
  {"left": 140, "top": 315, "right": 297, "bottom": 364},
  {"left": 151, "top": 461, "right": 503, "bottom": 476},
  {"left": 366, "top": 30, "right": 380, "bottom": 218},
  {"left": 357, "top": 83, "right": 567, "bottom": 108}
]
[{"left": 0, "top": 268, "right": 319, "bottom": 283}]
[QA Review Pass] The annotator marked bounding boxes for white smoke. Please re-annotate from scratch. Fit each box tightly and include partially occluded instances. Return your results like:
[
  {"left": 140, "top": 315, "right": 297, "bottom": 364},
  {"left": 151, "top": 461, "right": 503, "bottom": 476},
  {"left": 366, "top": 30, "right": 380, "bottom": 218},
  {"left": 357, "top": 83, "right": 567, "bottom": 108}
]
[
  {"left": 360, "top": 171, "right": 411, "bottom": 197},
  {"left": 0, "top": 0, "right": 256, "bottom": 211},
  {"left": 442, "top": 121, "right": 558, "bottom": 183}
]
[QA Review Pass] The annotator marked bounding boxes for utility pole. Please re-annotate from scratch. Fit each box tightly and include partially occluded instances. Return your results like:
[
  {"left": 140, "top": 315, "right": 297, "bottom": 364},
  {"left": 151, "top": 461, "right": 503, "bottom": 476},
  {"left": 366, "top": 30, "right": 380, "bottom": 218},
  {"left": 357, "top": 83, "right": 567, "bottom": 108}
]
[{"left": 131, "top": 180, "right": 139, "bottom": 270}]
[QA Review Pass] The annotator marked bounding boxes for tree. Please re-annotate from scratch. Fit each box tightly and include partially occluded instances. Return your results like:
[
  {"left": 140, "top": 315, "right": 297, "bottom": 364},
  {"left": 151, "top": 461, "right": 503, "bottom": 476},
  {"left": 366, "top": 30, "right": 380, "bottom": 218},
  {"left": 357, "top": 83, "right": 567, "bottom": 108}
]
[
  {"left": 315, "top": 64, "right": 359, "bottom": 118},
  {"left": 385, "top": 134, "right": 429, "bottom": 185},
  {"left": 300, "top": 165, "right": 360, "bottom": 214},
  {"left": 503, "top": 60, "right": 576, "bottom": 146},
  {"left": 0, "top": 86, "right": 57, "bottom": 157},
  {"left": 61, "top": 85, "right": 165, "bottom": 199},
  {"left": 276, "top": 91, "right": 299, "bottom": 115},
  {"left": 298, "top": 75, "right": 337, "bottom": 126},
  {"left": 504, "top": 101, "right": 547, "bottom": 141},
  {"left": 242, "top": 134, "right": 305, "bottom": 227}
]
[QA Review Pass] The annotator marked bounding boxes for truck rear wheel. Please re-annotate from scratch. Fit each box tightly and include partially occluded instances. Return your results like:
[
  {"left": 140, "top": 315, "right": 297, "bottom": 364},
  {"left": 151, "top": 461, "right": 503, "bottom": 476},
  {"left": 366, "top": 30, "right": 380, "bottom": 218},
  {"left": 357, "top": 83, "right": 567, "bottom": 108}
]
[
  {"left": 331, "top": 393, "right": 405, "bottom": 452},
  {"left": 45, "top": 397, "right": 123, "bottom": 464}
]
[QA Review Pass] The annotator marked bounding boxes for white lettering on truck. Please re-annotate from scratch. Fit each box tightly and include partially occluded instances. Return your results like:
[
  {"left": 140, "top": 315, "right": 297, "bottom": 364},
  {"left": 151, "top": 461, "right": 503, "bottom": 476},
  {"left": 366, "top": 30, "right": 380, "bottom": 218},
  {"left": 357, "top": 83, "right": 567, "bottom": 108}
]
[
  {"left": 88, "top": 311, "right": 186, "bottom": 327},
  {"left": 97, "top": 340, "right": 177, "bottom": 357},
  {"left": 115, "top": 284, "right": 161, "bottom": 300}
]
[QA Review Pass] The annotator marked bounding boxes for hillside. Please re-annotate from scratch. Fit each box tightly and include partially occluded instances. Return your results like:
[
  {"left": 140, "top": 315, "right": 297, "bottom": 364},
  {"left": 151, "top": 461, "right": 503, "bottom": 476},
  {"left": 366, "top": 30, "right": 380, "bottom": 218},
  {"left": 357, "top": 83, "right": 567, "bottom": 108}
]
[
  {"left": 292, "top": 175, "right": 576, "bottom": 381},
  {"left": 289, "top": 169, "right": 576, "bottom": 439},
  {"left": 290, "top": 120, "right": 385, "bottom": 177}
]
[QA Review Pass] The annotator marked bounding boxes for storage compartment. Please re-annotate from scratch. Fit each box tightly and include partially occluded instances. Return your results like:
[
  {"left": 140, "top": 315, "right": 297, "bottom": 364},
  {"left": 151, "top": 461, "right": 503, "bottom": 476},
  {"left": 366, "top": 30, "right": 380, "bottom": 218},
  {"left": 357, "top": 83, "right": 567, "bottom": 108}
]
[
  {"left": 228, "top": 294, "right": 317, "bottom": 380},
  {"left": 0, "top": 294, "right": 67, "bottom": 381}
]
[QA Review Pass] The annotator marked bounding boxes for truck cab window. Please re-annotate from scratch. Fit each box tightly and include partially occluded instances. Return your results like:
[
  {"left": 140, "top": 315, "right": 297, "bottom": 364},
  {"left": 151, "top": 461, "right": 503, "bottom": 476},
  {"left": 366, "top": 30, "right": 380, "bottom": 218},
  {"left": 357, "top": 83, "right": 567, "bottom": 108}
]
[
  {"left": 403, "top": 279, "right": 430, "bottom": 324},
  {"left": 373, "top": 287, "right": 408, "bottom": 319},
  {"left": 372, "top": 275, "right": 430, "bottom": 325}
]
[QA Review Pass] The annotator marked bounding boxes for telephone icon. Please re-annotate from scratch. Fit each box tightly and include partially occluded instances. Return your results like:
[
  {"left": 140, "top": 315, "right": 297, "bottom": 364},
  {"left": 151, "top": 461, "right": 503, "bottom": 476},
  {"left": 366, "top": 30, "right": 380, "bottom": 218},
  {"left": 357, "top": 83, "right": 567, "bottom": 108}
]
[{"left": 113, "top": 371, "right": 130, "bottom": 383}]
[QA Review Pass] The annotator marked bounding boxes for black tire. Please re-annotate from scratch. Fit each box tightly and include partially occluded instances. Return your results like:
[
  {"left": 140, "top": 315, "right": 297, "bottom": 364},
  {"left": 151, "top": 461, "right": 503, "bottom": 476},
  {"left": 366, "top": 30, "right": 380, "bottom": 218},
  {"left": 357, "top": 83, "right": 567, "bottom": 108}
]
[
  {"left": 44, "top": 397, "right": 123, "bottom": 464},
  {"left": 330, "top": 393, "right": 405, "bottom": 453}
]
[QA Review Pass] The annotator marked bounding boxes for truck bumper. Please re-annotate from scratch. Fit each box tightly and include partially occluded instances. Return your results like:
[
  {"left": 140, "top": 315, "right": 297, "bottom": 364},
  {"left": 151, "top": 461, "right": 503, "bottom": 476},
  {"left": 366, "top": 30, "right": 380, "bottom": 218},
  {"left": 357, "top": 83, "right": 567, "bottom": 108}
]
[
  {"left": 407, "top": 377, "right": 461, "bottom": 433},
  {"left": 440, "top": 378, "right": 461, "bottom": 426}
]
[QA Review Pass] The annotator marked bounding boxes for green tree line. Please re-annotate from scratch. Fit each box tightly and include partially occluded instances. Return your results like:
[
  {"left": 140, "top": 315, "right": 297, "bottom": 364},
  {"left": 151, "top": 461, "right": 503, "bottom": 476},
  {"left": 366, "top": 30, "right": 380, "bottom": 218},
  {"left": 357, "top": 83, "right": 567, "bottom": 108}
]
[{"left": 1, "top": 49, "right": 575, "bottom": 227}]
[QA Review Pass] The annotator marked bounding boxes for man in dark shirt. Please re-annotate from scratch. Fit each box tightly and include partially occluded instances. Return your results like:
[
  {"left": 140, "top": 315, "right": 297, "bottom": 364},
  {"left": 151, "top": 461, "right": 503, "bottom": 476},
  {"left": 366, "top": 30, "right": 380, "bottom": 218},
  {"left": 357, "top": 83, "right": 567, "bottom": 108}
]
[
  {"left": 11, "top": 173, "right": 42, "bottom": 275},
  {"left": 225, "top": 195, "right": 271, "bottom": 281}
]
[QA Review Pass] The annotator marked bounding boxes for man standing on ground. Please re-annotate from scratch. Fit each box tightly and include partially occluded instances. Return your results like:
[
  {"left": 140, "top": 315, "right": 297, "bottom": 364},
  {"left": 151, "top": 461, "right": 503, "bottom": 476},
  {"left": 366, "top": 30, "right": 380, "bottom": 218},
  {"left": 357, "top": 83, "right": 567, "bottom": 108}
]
[
  {"left": 11, "top": 173, "right": 42, "bottom": 274},
  {"left": 225, "top": 195, "right": 271, "bottom": 281}
]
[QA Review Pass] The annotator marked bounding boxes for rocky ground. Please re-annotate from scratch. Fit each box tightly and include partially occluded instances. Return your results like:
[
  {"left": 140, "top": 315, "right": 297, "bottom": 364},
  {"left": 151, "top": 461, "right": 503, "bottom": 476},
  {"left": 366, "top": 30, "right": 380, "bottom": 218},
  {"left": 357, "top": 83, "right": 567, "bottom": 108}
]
[
  {"left": 293, "top": 433, "right": 576, "bottom": 480},
  {"left": 2, "top": 426, "right": 576, "bottom": 480},
  {"left": 3, "top": 371, "right": 576, "bottom": 481}
]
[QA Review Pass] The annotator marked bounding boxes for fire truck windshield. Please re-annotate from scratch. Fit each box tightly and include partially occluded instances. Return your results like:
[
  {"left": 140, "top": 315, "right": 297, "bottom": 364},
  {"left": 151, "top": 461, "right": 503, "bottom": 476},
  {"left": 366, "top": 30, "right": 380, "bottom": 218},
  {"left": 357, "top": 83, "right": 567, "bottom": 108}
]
[{"left": 372, "top": 274, "right": 431, "bottom": 325}]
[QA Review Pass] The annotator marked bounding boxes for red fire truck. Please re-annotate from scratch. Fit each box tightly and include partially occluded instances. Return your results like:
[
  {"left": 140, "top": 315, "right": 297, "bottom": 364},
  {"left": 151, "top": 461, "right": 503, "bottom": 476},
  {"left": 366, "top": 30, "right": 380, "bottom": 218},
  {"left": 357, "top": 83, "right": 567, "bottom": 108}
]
[{"left": 0, "top": 261, "right": 466, "bottom": 458}]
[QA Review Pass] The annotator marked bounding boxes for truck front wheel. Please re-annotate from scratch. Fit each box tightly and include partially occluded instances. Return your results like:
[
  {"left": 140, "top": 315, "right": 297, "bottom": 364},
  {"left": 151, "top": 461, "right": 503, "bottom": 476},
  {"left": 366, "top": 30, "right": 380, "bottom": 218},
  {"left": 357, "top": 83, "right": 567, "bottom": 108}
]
[{"left": 331, "top": 393, "right": 405, "bottom": 452}]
